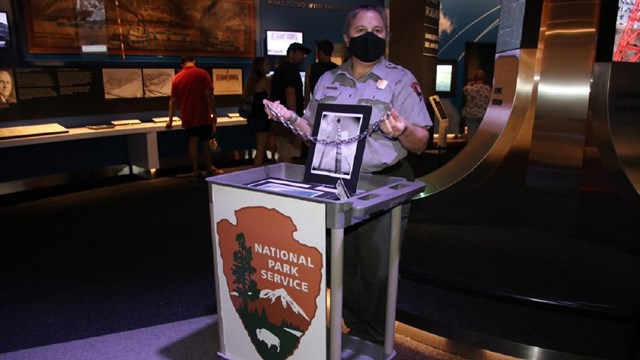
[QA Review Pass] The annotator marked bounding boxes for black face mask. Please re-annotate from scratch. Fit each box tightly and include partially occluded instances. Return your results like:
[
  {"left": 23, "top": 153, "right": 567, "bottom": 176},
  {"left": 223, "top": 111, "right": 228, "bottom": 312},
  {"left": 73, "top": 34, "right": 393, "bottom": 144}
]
[{"left": 348, "top": 32, "right": 386, "bottom": 63}]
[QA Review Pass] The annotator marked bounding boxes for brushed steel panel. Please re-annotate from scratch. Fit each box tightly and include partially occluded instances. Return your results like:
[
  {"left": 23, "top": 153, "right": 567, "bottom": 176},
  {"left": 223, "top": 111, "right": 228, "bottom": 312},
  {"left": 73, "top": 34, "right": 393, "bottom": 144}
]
[
  {"left": 416, "top": 48, "right": 538, "bottom": 199},
  {"left": 526, "top": 0, "right": 600, "bottom": 194},
  {"left": 591, "top": 62, "right": 640, "bottom": 203}
]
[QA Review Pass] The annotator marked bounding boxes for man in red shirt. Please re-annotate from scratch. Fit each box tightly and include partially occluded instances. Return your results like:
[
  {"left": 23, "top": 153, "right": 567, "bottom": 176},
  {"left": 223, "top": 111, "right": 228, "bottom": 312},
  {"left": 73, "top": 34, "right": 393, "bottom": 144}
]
[{"left": 166, "top": 56, "right": 222, "bottom": 177}]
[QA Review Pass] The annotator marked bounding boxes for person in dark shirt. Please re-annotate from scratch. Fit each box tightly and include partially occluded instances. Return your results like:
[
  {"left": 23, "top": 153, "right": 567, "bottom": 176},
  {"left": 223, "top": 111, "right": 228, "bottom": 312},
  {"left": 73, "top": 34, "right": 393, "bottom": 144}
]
[
  {"left": 270, "top": 42, "right": 310, "bottom": 163},
  {"left": 304, "top": 39, "right": 339, "bottom": 105}
]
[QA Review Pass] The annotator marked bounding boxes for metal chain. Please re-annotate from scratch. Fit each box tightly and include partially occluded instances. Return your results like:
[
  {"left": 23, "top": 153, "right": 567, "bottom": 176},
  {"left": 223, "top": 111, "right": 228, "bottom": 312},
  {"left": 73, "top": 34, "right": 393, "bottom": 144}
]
[{"left": 265, "top": 103, "right": 390, "bottom": 145}]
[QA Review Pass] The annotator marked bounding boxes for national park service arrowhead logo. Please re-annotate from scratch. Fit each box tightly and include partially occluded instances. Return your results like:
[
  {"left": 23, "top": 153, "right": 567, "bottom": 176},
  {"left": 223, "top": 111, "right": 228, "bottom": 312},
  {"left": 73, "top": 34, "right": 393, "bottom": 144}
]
[{"left": 217, "top": 207, "right": 324, "bottom": 359}]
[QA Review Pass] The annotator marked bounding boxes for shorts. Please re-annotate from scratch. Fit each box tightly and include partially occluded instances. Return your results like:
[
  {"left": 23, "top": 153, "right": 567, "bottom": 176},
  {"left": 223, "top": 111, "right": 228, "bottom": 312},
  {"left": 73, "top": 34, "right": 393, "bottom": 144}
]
[{"left": 186, "top": 124, "right": 214, "bottom": 140}]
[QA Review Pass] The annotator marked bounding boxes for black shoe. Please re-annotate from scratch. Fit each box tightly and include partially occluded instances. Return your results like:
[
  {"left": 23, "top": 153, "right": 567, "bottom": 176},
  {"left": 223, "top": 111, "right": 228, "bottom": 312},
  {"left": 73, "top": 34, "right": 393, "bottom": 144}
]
[{"left": 346, "top": 330, "right": 384, "bottom": 345}]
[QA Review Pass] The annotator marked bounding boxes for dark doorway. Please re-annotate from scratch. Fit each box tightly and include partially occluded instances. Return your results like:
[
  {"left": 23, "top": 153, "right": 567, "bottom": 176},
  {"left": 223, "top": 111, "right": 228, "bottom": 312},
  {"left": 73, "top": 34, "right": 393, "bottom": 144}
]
[{"left": 460, "top": 42, "right": 496, "bottom": 134}]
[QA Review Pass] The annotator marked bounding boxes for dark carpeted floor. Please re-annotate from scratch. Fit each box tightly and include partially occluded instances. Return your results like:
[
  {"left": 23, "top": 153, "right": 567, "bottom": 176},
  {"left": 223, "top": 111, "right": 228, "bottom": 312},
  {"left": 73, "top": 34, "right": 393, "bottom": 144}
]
[
  {"left": 398, "top": 222, "right": 640, "bottom": 359},
  {"left": 1, "top": 172, "right": 639, "bottom": 359},
  {"left": 0, "top": 177, "right": 216, "bottom": 352}
]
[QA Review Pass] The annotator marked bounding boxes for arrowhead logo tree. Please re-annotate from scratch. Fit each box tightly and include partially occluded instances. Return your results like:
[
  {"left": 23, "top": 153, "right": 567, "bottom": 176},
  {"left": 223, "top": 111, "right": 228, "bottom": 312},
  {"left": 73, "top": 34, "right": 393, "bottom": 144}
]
[
  {"left": 217, "top": 207, "right": 324, "bottom": 360},
  {"left": 231, "top": 232, "right": 260, "bottom": 314}
]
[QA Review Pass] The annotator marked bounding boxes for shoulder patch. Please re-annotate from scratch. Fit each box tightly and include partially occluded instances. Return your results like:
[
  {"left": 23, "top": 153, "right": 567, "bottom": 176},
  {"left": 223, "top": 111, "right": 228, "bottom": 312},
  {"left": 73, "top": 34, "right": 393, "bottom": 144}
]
[{"left": 410, "top": 82, "right": 424, "bottom": 102}]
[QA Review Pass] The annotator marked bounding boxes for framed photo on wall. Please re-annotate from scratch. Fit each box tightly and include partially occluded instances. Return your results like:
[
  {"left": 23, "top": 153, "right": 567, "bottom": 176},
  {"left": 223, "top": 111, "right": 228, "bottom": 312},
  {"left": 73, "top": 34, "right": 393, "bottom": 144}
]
[
  {"left": 212, "top": 68, "right": 243, "bottom": 95},
  {"left": 143, "top": 68, "right": 174, "bottom": 97},
  {"left": 22, "top": 0, "right": 256, "bottom": 58},
  {"left": 0, "top": 68, "right": 17, "bottom": 105},
  {"left": 304, "top": 103, "right": 372, "bottom": 194},
  {"left": 102, "top": 68, "right": 143, "bottom": 99}
]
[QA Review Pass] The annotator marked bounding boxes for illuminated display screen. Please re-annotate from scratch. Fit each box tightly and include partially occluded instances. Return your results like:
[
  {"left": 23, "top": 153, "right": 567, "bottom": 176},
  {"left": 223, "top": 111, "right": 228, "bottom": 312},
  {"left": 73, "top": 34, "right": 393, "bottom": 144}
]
[
  {"left": 0, "top": 11, "right": 11, "bottom": 49},
  {"left": 435, "top": 60, "right": 457, "bottom": 97},
  {"left": 435, "top": 64, "right": 453, "bottom": 92},
  {"left": 266, "top": 30, "right": 303, "bottom": 56}
]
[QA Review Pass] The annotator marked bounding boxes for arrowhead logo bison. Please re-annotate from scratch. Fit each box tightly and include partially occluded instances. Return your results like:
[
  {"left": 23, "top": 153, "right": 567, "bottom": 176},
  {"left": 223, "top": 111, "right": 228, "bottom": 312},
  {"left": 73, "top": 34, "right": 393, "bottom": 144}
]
[{"left": 217, "top": 207, "right": 324, "bottom": 359}]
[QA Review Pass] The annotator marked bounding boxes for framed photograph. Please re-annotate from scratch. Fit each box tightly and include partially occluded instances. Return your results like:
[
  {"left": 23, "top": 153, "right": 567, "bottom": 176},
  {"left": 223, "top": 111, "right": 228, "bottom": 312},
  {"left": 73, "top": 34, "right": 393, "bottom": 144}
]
[
  {"left": 22, "top": 0, "right": 256, "bottom": 58},
  {"left": 212, "top": 68, "right": 243, "bottom": 95},
  {"left": 143, "top": 68, "right": 174, "bottom": 97},
  {"left": 304, "top": 103, "right": 372, "bottom": 194},
  {"left": 102, "top": 68, "right": 143, "bottom": 99},
  {"left": 0, "top": 68, "right": 17, "bottom": 105}
]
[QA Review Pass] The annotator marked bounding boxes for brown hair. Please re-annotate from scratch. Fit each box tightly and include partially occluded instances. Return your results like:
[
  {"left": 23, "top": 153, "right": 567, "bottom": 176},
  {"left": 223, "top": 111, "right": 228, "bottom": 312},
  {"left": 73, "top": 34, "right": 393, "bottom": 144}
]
[
  {"left": 180, "top": 56, "right": 195, "bottom": 64},
  {"left": 243, "top": 57, "right": 268, "bottom": 97},
  {"left": 316, "top": 39, "right": 334, "bottom": 57},
  {"left": 342, "top": 5, "right": 389, "bottom": 37},
  {"left": 472, "top": 69, "right": 486, "bottom": 82}
]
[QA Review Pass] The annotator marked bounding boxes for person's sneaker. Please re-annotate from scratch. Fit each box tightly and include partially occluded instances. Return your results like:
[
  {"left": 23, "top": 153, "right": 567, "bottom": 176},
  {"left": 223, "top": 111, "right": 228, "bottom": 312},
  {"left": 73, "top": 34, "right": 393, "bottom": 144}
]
[{"left": 206, "top": 167, "right": 224, "bottom": 176}]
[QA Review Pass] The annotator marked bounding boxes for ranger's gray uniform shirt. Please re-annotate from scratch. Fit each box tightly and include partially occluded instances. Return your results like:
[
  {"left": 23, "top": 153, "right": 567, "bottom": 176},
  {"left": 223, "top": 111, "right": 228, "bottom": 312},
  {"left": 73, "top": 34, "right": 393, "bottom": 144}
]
[{"left": 305, "top": 58, "right": 432, "bottom": 173}]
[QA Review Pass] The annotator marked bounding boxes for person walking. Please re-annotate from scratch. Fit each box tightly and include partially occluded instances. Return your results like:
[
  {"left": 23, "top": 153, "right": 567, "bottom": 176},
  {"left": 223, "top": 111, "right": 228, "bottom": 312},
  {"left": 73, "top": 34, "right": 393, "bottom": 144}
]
[
  {"left": 166, "top": 56, "right": 222, "bottom": 177},
  {"left": 462, "top": 69, "right": 492, "bottom": 140}
]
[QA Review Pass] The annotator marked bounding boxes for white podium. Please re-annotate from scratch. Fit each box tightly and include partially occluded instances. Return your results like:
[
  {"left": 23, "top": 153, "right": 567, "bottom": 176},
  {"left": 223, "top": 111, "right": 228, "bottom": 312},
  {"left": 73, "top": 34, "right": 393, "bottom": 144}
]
[{"left": 208, "top": 164, "right": 424, "bottom": 360}]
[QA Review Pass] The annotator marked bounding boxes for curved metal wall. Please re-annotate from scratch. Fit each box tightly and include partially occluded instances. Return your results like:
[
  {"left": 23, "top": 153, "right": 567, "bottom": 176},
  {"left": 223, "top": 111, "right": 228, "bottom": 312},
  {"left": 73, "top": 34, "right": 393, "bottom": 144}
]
[
  {"left": 400, "top": 0, "right": 639, "bottom": 357},
  {"left": 412, "top": 0, "right": 640, "bottom": 235},
  {"left": 416, "top": 48, "right": 537, "bottom": 199},
  {"left": 525, "top": 0, "right": 599, "bottom": 195},
  {"left": 591, "top": 62, "right": 640, "bottom": 202}
]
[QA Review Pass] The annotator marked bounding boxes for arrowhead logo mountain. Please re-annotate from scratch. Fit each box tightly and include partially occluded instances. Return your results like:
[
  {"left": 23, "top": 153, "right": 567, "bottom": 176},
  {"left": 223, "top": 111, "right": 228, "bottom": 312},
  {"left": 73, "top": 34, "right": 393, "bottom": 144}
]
[{"left": 217, "top": 206, "right": 324, "bottom": 359}]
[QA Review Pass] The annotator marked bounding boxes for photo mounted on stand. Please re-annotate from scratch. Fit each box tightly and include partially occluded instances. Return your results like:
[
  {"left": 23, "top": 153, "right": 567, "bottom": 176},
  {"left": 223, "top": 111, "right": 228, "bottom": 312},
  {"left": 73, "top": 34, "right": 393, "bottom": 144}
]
[{"left": 304, "top": 103, "right": 372, "bottom": 194}]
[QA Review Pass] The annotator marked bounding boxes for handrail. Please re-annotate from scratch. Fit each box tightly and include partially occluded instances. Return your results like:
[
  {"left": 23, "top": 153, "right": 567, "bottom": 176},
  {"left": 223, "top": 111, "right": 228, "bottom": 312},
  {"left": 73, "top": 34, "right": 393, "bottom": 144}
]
[{"left": 399, "top": 268, "right": 640, "bottom": 320}]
